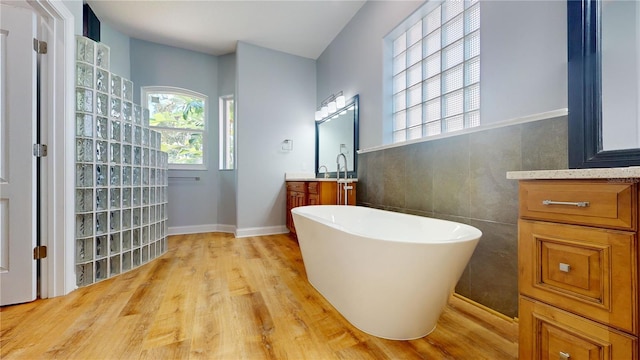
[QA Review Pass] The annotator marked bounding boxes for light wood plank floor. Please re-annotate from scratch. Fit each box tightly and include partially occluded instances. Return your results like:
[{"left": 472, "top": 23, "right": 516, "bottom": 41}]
[{"left": 1, "top": 233, "right": 518, "bottom": 359}]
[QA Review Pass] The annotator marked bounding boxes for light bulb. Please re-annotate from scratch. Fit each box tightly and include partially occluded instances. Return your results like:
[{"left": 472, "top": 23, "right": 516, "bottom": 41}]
[
  {"left": 315, "top": 110, "right": 322, "bottom": 121},
  {"left": 336, "top": 95, "right": 346, "bottom": 108},
  {"left": 328, "top": 101, "right": 337, "bottom": 113},
  {"left": 321, "top": 105, "right": 329, "bottom": 118}
]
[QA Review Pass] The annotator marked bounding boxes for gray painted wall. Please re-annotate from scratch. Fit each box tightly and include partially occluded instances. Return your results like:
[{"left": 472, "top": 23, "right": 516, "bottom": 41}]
[
  {"left": 481, "top": 1, "right": 567, "bottom": 125},
  {"left": 130, "top": 38, "right": 220, "bottom": 229},
  {"left": 64, "top": 0, "right": 130, "bottom": 80},
  {"left": 62, "top": 0, "right": 82, "bottom": 35},
  {"left": 318, "top": 0, "right": 570, "bottom": 317},
  {"left": 236, "top": 42, "right": 315, "bottom": 234},
  {"left": 217, "top": 53, "right": 237, "bottom": 228},
  {"left": 318, "top": 1, "right": 567, "bottom": 149},
  {"left": 99, "top": 22, "right": 131, "bottom": 79},
  {"left": 316, "top": 1, "right": 424, "bottom": 150}
]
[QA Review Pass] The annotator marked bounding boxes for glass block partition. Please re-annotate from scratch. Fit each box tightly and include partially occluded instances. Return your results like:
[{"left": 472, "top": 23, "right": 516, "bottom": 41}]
[{"left": 75, "top": 36, "right": 169, "bottom": 287}]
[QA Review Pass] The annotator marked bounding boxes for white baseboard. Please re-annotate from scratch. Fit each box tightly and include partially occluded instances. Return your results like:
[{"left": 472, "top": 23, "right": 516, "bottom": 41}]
[
  {"left": 168, "top": 224, "right": 236, "bottom": 236},
  {"left": 235, "top": 225, "right": 289, "bottom": 238}
]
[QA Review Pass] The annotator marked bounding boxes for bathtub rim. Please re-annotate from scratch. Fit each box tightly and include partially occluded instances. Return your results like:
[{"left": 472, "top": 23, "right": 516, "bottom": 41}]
[{"left": 291, "top": 205, "right": 482, "bottom": 245}]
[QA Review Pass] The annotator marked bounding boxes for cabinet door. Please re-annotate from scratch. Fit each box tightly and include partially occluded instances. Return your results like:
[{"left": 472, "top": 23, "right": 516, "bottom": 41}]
[
  {"left": 308, "top": 194, "right": 319, "bottom": 205},
  {"left": 287, "top": 190, "right": 307, "bottom": 234},
  {"left": 519, "top": 219, "right": 638, "bottom": 334},
  {"left": 519, "top": 297, "right": 637, "bottom": 360}
]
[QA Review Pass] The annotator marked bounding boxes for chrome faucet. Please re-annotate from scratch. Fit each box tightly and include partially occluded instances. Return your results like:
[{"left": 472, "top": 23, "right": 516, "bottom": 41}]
[
  {"left": 318, "top": 165, "right": 329, "bottom": 178},
  {"left": 336, "top": 153, "right": 348, "bottom": 182},
  {"left": 336, "top": 153, "right": 352, "bottom": 205}
]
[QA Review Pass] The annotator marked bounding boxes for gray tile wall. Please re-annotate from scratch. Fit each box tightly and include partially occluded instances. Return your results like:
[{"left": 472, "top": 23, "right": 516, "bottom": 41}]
[{"left": 357, "top": 116, "right": 568, "bottom": 317}]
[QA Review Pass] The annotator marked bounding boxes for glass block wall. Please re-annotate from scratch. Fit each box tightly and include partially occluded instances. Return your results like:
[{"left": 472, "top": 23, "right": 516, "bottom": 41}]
[{"left": 75, "top": 36, "right": 169, "bottom": 287}]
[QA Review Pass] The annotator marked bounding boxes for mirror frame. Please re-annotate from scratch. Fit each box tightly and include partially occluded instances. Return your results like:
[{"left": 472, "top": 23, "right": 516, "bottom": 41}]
[
  {"left": 315, "top": 95, "right": 359, "bottom": 178},
  {"left": 568, "top": 0, "right": 640, "bottom": 168}
]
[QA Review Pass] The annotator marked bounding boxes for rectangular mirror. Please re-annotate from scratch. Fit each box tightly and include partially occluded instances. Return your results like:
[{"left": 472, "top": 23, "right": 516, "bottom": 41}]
[
  {"left": 315, "top": 95, "right": 359, "bottom": 178},
  {"left": 568, "top": 0, "right": 640, "bottom": 167},
  {"left": 601, "top": 0, "right": 639, "bottom": 151}
]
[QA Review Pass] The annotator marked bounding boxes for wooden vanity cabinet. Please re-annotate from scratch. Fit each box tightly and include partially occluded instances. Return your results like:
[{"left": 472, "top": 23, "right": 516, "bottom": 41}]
[
  {"left": 517, "top": 179, "right": 639, "bottom": 359},
  {"left": 286, "top": 180, "right": 356, "bottom": 234}
]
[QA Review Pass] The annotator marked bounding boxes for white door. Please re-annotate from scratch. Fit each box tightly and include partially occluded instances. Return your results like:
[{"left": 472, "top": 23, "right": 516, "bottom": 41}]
[{"left": 0, "top": 3, "right": 38, "bottom": 306}]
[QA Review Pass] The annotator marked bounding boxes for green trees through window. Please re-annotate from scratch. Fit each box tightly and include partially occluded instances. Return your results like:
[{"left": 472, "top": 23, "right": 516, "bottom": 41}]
[{"left": 143, "top": 87, "right": 208, "bottom": 169}]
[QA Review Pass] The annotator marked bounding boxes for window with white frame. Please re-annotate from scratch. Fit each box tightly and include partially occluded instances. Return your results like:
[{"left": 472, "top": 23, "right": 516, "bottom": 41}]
[
  {"left": 143, "top": 86, "right": 208, "bottom": 169},
  {"left": 391, "top": 0, "right": 480, "bottom": 143},
  {"left": 219, "top": 95, "right": 235, "bottom": 170}
]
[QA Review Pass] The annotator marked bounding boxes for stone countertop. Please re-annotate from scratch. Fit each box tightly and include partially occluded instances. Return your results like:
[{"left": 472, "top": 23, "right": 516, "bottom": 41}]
[
  {"left": 285, "top": 177, "right": 358, "bottom": 182},
  {"left": 285, "top": 172, "right": 357, "bottom": 182},
  {"left": 507, "top": 166, "right": 640, "bottom": 180}
]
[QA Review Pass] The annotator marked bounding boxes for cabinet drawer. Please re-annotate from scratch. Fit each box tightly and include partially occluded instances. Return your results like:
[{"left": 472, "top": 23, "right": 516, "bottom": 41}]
[
  {"left": 308, "top": 182, "right": 319, "bottom": 194},
  {"left": 519, "top": 220, "right": 638, "bottom": 334},
  {"left": 519, "top": 180, "right": 636, "bottom": 230},
  {"left": 287, "top": 182, "right": 306, "bottom": 192},
  {"left": 519, "top": 297, "right": 637, "bottom": 360}
]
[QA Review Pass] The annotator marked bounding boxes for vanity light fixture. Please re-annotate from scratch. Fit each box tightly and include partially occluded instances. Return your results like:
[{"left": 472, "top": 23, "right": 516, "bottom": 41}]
[
  {"left": 316, "top": 91, "right": 347, "bottom": 122},
  {"left": 321, "top": 103, "right": 329, "bottom": 118},
  {"left": 328, "top": 95, "right": 337, "bottom": 114},
  {"left": 335, "top": 91, "right": 345, "bottom": 108}
]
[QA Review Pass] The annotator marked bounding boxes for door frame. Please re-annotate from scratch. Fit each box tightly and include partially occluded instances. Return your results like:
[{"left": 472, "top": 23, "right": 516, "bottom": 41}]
[{"left": 29, "top": 0, "right": 75, "bottom": 298}]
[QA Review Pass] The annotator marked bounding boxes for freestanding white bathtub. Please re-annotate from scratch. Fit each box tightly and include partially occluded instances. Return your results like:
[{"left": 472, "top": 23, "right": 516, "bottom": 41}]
[{"left": 291, "top": 205, "right": 481, "bottom": 340}]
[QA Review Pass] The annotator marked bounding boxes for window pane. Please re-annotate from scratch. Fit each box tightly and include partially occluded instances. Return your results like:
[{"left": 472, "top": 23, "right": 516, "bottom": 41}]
[
  {"left": 393, "top": 72, "right": 407, "bottom": 94},
  {"left": 220, "top": 96, "right": 234, "bottom": 170},
  {"left": 443, "top": 89, "right": 463, "bottom": 117},
  {"left": 424, "top": 52, "right": 441, "bottom": 79},
  {"left": 393, "top": 91, "right": 407, "bottom": 112},
  {"left": 148, "top": 93, "right": 204, "bottom": 130},
  {"left": 424, "top": 29, "right": 441, "bottom": 57},
  {"left": 393, "top": 33, "right": 407, "bottom": 57},
  {"left": 465, "top": 56, "right": 480, "bottom": 85},
  {"left": 425, "top": 98, "right": 441, "bottom": 122},
  {"left": 442, "top": 39, "right": 464, "bottom": 70},
  {"left": 156, "top": 130, "right": 203, "bottom": 165},
  {"left": 425, "top": 120, "right": 441, "bottom": 136},
  {"left": 466, "top": 110, "right": 480, "bottom": 127},
  {"left": 407, "top": 63, "right": 422, "bottom": 87},
  {"left": 407, "top": 104, "right": 422, "bottom": 127},
  {"left": 407, "top": 125, "right": 422, "bottom": 140},
  {"left": 465, "top": 4, "right": 480, "bottom": 34},
  {"left": 393, "top": 130, "right": 406, "bottom": 143},
  {"left": 465, "top": 30, "right": 480, "bottom": 60},
  {"left": 424, "top": 6, "right": 441, "bottom": 35},
  {"left": 393, "top": 110, "right": 406, "bottom": 131},
  {"left": 424, "top": 75, "right": 441, "bottom": 101},
  {"left": 407, "top": 21, "right": 422, "bottom": 46},
  {"left": 465, "top": 83, "right": 480, "bottom": 111},
  {"left": 407, "top": 41, "right": 422, "bottom": 66},
  {"left": 407, "top": 84, "right": 422, "bottom": 108},
  {"left": 442, "top": 64, "right": 464, "bottom": 93},
  {"left": 389, "top": 0, "right": 480, "bottom": 144},
  {"left": 444, "top": 115, "right": 464, "bottom": 132},
  {"left": 442, "top": 0, "right": 464, "bottom": 23},
  {"left": 393, "top": 52, "right": 407, "bottom": 75},
  {"left": 442, "top": 14, "right": 464, "bottom": 47}
]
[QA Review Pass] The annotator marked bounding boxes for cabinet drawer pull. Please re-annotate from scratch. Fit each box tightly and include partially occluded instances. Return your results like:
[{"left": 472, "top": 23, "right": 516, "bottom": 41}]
[
  {"left": 542, "top": 200, "right": 590, "bottom": 208},
  {"left": 559, "top": 263, "right": 571, "bottom": 273},
  {"left": 559, "top": 351, "right": 570, "bottom": 360}
]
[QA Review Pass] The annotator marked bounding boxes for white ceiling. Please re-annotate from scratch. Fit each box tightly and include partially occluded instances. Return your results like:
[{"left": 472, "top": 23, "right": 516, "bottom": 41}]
[{"left": 87, "top": 0, "right": 367, "bottom": 59}]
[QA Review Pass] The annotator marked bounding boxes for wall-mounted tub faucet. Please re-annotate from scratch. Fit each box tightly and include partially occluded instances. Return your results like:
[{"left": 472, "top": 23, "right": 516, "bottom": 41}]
[{"left": 336, "top": 153, "right": 350, "bottom": 205}]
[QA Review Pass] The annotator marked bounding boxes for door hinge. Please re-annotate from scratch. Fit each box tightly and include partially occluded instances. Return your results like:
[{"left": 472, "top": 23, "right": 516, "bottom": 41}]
[
  {"left": 33, "top": 246, "right": 47, "bottom": 260},
  {"left": 33, "top": 38, "right": 47, "bottom": 54},
  {"left": 33, "top": 144, "right": 47, "bottom": 157}
]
